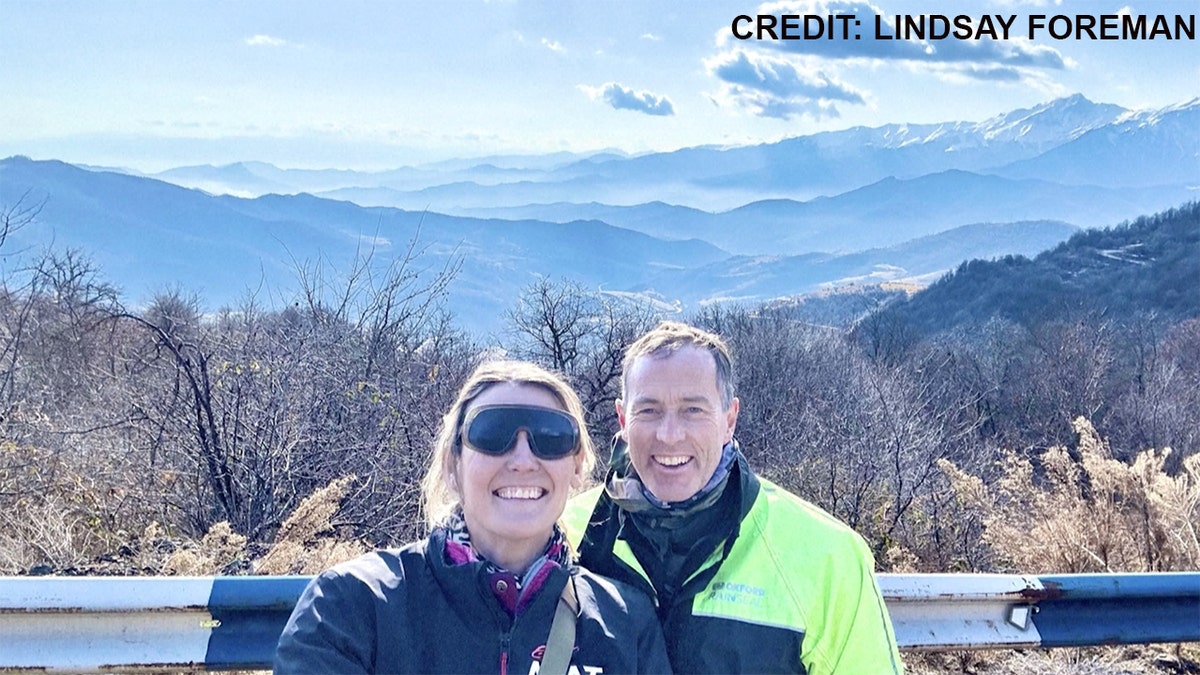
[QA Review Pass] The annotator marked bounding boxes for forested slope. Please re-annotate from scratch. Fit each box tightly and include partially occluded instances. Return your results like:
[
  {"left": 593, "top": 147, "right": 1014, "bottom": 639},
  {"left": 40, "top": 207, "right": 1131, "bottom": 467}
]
[{"left": 874, "top": 202, "right": 1199, "bottom": 337}]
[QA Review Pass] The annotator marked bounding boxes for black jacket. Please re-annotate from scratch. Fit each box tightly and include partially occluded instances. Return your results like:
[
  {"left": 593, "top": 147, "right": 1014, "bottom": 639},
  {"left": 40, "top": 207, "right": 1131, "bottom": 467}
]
[{"left": 274, "top": 529, "right": 671, "bottom": 674}]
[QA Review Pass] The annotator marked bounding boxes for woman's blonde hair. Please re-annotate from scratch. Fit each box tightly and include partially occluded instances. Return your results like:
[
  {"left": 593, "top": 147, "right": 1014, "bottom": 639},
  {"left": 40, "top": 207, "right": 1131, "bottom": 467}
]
[{"left": 420, "top": 360, "right": 596, "bottom": 530}]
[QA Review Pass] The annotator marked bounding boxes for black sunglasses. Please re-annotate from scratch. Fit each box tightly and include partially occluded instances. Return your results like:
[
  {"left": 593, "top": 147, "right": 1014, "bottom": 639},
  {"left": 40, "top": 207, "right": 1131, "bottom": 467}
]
[{"left": 460, "top": 405, "right": 581, "bottom": 460}]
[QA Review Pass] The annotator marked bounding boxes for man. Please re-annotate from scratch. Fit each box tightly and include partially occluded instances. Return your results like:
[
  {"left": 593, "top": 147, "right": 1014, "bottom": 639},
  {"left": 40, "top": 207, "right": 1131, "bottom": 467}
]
[{"left": 563, "top": 321, "right": 904, "bottom": 674}]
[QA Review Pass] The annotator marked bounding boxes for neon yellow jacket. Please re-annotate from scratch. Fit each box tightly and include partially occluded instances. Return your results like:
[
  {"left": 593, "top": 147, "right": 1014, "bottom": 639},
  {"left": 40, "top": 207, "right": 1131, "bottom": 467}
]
[{"left": 563, "top": 448, "right": 903, "bottom": 674}]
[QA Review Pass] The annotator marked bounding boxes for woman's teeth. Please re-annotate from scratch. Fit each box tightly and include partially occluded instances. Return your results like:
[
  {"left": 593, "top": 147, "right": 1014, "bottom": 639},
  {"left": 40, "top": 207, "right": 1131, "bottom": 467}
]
[{"left": 495, "top": 487, "right": 545, "bottom": 499}]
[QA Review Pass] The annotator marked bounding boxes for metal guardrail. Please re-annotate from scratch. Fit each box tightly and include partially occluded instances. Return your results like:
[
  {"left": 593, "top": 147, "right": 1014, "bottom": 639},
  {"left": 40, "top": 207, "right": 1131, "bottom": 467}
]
[
  {"left": 877, "top": 572, "right": 1200, "bottom": 651},
  {"left": 0, "top": 573, "right": 1196, "bottom": 672}
]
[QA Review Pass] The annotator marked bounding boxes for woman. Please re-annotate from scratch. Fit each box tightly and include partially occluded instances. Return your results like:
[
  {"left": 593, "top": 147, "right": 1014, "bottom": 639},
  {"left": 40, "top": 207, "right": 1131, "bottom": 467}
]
[{"left": 275, "top": 360, "right": 670, "bottom": 674}]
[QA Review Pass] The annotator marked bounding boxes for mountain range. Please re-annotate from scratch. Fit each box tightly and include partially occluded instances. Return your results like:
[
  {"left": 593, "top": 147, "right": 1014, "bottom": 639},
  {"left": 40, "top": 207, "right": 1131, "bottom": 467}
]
[
  {"left": 141, "top": 94, "right": 1198, "bottom": 210},
  {"left": 3, "top": 94, "right": 1196, "bottom": 335}
]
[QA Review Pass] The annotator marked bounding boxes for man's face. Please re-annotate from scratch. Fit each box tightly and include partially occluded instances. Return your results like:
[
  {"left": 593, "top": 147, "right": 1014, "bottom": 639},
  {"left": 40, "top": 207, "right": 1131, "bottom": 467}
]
[{"left": 617, "top": 345, "right": 739, "bottom": 503}]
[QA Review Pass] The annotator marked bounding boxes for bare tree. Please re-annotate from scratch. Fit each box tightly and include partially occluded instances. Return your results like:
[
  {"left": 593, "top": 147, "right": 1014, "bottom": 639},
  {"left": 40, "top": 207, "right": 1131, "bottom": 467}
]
[
  {"left": 1108, "top": 317, "right": 1200, "bottom": 469},
  {"left": 505, "top": 278, "right": 658, "bottom": 466},
  {"left": 506, "top": 278, "right": 593, "bottom": 373},
  {"left": 0, "top": 191, "right": 43, "bottom": 253},
  {"left": 107, "top": 229, "right": 469, "bottom": 544}
]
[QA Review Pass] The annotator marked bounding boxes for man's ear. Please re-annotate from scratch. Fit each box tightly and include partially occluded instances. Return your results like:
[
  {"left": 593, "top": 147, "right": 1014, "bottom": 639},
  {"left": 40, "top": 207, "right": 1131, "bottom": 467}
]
[
  {"left": 724, "top": 397, "right": 740, "bottom": 443},
  {"left": 615, "top": 398, "right": 627, "bottom": 429}
]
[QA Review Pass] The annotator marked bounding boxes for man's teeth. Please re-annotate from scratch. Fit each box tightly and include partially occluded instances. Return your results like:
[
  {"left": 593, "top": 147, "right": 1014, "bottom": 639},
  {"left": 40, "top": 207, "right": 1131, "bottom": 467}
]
[
  {"left": 656, "top": 456, "right": 691, "bottom": 467},
  {"left": 495, "top": 487, "right": 545, "bottom": 499}
]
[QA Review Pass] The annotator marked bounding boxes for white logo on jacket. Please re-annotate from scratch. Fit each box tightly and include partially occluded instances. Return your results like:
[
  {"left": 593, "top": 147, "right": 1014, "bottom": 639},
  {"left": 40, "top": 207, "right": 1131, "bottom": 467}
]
[{"left": 527, "top": 662, "right": 603, "bottom": 675}]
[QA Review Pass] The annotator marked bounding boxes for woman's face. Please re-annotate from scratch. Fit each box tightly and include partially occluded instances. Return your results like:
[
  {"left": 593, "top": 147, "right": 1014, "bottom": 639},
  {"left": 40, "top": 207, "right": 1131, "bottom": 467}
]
[{"left": 453, "top": 382, "right": 583, "bottom": 570}]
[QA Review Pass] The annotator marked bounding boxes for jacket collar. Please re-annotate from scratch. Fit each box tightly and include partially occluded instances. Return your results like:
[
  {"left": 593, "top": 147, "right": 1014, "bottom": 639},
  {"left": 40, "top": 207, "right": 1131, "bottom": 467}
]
[
  {"left": 605, "top": 436, "right": 760, "bottom": 522},
  {"left": 425, "top": 528, "right": 572, "bottom": 628}
]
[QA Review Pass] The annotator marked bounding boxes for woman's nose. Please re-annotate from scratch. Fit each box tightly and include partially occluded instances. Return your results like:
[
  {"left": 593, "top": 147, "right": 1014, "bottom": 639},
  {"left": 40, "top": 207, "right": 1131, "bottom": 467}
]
[{"left": 506, "top": 430, "right": 539, "bottom": 469}]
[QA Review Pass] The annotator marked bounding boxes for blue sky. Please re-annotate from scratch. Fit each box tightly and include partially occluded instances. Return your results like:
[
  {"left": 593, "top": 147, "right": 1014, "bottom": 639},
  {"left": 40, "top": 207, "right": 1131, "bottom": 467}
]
[{"left": 1, "top": 0, "right": 1196, "bottom": 171}]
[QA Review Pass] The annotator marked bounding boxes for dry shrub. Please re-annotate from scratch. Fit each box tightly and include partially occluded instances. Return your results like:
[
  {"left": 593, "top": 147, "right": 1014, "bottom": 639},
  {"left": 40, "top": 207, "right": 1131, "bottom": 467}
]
[
  {"left": 162, "top": 521, "right": 249, "bottom": 575},
  {"left": 159, "top": 476, "right": 371, "bottom": 576},
  {"left": 913, "top": 417, "right": 1200, "bottom": 673},
  {"left": 255, "top": 475, "right": 368, "bottom": 575},
  {"left": 904, "top": 645, "right": 1199, "bottom": 674},
  {"left": 887, "top": 461, "right": 997, "bottom": 573},
  {"left": 884, "top": 545, "right": 922, "bottom": 573},
  {"left": 0, "top": 493, "right": 89, "bottom": 572},
  {"left": 0, "top": 437, "right": 134, "bottom": 574},
  {"left": 940, "top": 417, "right": 1200, "bottom": 573}
]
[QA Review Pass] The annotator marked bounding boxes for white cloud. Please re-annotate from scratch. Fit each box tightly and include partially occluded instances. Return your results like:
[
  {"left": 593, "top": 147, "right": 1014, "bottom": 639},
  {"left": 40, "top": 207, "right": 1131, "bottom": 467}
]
[
  {"left": 580, "top": 82, "right": 675, "bottom": 116},
  {"left": 704, "top": 0, "right": 1080, "bottom": 122},
  {"left": 642, "top": 33, "right": 663, "bottom": 41},
  {"left": 541, "top": 38, "right": 564, "bottom": 53},
  {"left": 245, "top": 34, "right": 287, "bottom": 48},
  {"left": 706, "top": 50, "right": 865, "bottom": 120}
]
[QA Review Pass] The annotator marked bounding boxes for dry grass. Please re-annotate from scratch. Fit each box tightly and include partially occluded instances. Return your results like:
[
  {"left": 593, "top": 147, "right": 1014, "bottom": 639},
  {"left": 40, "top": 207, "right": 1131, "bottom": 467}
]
[
  {"left": 905, "top": 645, "right": 1200, "bottom": 674},
  {"left": 162, "top": 521, "right": 249, "bottom": 575},
  {"left": 254, "top": 475, "right": 368, "bottom": 575},
  {"left": 940, "top": 417, "right": 1200, "bottom": 574},
  {"left": 926, "top": 417, "right": 1200, "bottom": 674},
  {"left": 0, "top": 438, "right": 123, "bottom": 574},
  {"left": 156, "top": 475, "right": 369, "bottom": 576}
]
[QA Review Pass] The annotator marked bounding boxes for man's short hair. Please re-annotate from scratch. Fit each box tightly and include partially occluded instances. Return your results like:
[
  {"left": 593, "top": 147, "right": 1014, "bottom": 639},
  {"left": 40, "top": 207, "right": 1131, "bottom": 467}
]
[{"left": 621, "top": 321, "right": 735, "bottom": 409}]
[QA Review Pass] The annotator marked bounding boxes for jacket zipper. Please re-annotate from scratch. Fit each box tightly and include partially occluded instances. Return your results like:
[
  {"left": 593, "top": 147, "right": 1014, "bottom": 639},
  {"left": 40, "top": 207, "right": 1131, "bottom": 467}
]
[{"left": 499, "top": 632, "right": 511, "bottom": 675}]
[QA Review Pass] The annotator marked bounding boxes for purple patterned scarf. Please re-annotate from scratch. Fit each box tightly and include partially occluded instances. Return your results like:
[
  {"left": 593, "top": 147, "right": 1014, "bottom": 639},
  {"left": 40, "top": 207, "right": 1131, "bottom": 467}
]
[{"left": 439, "top": 509, "right": 570, "bottom": 617}]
